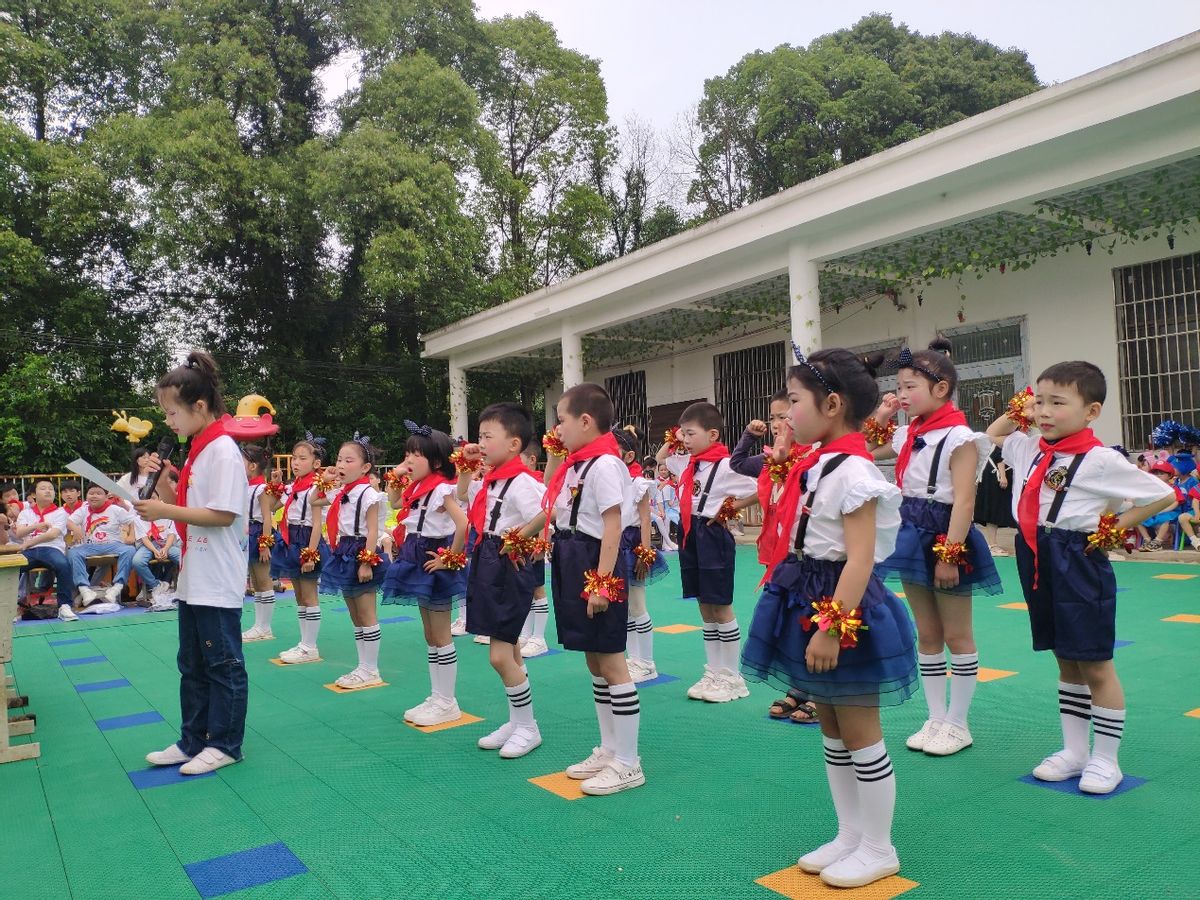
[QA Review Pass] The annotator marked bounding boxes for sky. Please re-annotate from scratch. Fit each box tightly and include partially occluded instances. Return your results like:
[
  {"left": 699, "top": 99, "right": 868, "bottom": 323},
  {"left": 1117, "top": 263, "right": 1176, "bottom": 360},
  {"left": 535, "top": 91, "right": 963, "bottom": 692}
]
[{"left": 441, "top": 0, "right": 1199, "bottom": 134}]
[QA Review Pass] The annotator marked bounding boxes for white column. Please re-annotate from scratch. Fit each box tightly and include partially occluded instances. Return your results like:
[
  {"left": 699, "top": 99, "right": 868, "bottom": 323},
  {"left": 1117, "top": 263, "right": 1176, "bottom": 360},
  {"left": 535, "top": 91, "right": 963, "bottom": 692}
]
[
  {"left": 448, "top": 359, "right": 469, "bottom": 441},
  {"left": 788, "top": 242, "right": 822, "bottom": 357},
  {"left": 561, "top": 322, "right": 584, "bottom": 390},
  {"left": 545, "top": 383, "right": 561, "bottom": 431}
]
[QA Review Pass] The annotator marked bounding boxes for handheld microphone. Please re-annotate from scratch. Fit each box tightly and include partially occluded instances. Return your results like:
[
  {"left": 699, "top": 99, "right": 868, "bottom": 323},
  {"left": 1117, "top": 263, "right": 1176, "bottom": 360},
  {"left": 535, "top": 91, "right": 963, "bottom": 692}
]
[{"left": 140, "top": 434, "right": 185, "bottom": 500}]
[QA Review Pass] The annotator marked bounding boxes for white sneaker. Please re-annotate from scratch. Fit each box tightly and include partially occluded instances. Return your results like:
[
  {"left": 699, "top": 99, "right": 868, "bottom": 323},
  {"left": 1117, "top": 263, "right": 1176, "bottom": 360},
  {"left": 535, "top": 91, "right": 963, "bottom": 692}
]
[
  {"left": 103, "top": 582, "right": 125, "bottom": 603},
  {"left": 631, "top": 660, "right": 658, "bottom": 683},
  {"left": 819, "top": 846, "right": 901, "bottom": 888},
  {"left": 478, "top": 721, "right": 517, "bottom": 751},
  {"left": 151, "top": 582, "right": 172, "bottom": 604},
  {"left": 57, "top": 605, "right": 79, "bottom": 622},
  {"left": 701, "top": 668, "right": 749, "bottom": 703},
  {"left": 499, "top": 724, "right": 542, "bottom": 758},
  {"left": 404, "top": 696, "right": 436, "bottom": 721},
  {"left": 686, "top": 666, "right": 719, "bottom": 700},
  {"left": 566, "top": 746, "right": 615, "bottom": 780},
  {"left": 923, "top": 721, "right": 973, "bottom": 756},
  {"left": 520, "top": 637, "right": 549, "bottom": 658},
  {"left": 278, "top": 644, "right": 320, "bottom": 665},
  {"left": 1190, "top": 535, "right": 1200, "bottom": 550},
  {"left": 473, "top": 634, "right": 490, "bottom": 644},
  {"left": 409, "top": 696, "right": 462, "bottom": 727},
  {"left": 146, "top": 743, "right": 191, "bottom": 766},
  {"left": 798, "top": 836, "right": 860, "bottom": 874},
  {"left": 450, "top": 615, "right": 467, "bottom": 636},
  {"left": 905, "top": 718, "right": 943, "bottom": 751},
  {"left": 334, "top": 668, "right": 382, "bottom": 690},
  {"left": 1079, "top": 757, "right": 1123, "bottom": 794},
  {"left": 180, "top": 747, "right": 238, "bottom": 776},
  {"left": 1031, "top": 750, "right": 1087, "bottom": 782},
  {"left": 241, "top": 624, "right": 274, "bottom": 642},
  {"left": 77, "top": 586, "right": 98, "bottom": 606},
  {"left": 581, "top": 759, "right": 645, "bottom": 796}
]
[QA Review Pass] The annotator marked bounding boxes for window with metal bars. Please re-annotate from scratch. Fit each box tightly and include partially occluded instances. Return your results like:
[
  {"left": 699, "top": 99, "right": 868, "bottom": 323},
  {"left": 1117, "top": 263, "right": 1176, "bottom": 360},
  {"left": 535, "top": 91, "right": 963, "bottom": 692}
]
[
  {"left": 605, "top": 370, "right": 650, "bottom": 457},
  {"left": 713, "top": 341, "right": 788, "bottom": 446},
  {"left": 1114, "top": 252, "right": 1200, "bottom": 448}
]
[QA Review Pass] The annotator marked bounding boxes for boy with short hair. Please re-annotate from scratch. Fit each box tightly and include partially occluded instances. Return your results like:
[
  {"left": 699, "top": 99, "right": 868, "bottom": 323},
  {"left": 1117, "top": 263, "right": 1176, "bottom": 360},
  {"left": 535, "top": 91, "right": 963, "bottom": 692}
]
[
  {"left": 67, "top": 485, "right": 137, "bottom": 605},
  {"left": 656, "top": 401, "right": 758, "bottom": 702},
  {"left": 59, "top": 480, "right": 83, "bottom": 515},
  {"left": 988, "top": 361, "right": 1175, "bottom": 793},
  {"left": 12, "top": 478, "right": 77, "bottom": 621}
]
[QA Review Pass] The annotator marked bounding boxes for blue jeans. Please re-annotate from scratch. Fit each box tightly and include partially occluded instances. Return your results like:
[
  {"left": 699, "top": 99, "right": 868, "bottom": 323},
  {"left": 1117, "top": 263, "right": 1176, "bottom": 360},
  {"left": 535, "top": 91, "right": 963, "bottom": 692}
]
[
  {"left": 67, "top": 541, "right": 134, "bottom": 587},
  {"left": 132, "top": 545, "right": 181, "bottom": 589},
  {"left": 176, "top": 602, "right": 247, "bottom": 759},
  {"left": 21, "top": 546, "right": 73, "bottom": 607}
]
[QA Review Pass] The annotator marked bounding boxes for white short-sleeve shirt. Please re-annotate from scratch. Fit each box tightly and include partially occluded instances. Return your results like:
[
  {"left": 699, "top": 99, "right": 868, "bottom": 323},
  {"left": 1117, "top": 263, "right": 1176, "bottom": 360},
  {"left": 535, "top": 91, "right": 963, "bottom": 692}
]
[
  {"left": 135, "top": 516, "right": 178, "bottom": 543},
  {"left": 664, "top": 452, "right": 689, "bottom": 479},
  {"left": 891, "top": 424, "right": 991, "bottom": 503},
  {"left": 402, "top": 482, "right": 460, "bottom": 538},
  {"left": 68, "top": 503, "right": 136, "bottom": 546},
  {"left": 1001, "top": 431, "right": 1174, "bottom": 531},
  {"left": 467, "top": 472, "right": 545, "bottom": 535},
  {"left": 683, "top": 458, "right": 758, "bottom": 517},
  {"left": 622, "top": 476, "right": 653, "bottom": 528},
  {"left": 327, "top": 483, "right": 379, "bottom": 539},
  {"left": 16, "top": 505, "right": 69, "bottom": 553},
  {"left": 552, "top": 455, "right": 632, "bottom": 540},
  {"left": 246, "top": 482, "right": 266, "bottom": 523},
  {"left": 283, "top": 482, "right": 318, "bottom": 527},
  {"left": 177, "top": 434, "right": 249, "bottom": 608},
  {"left": 784, "top": 454, "right": 902, "bottom": 563}
]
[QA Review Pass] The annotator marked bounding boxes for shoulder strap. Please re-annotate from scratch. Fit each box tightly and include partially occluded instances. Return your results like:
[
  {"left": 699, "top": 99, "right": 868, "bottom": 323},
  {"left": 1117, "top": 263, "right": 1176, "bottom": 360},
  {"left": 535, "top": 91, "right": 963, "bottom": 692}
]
[
  {"left": 568, "top": 457, "right": 601, "bottom": 529},
  {"left": 925, "top": 437, "right": 949, "bottom": 497},
  {"left": 1045, "top": 452, "right": 1089, "bottom": 526},
  {"left": 794, "top": 454, "right": 852, "bottom": 553},
  {"left": 696, "top": 458, "right": 724, "bottom": 515},
  {"left": 352, "top": 487, "right": 367, "bottom": 538},
  {"left": 416, "top": 489, "right": 434, "bottom": 533},
  {"left": 488, "top": 478, "right": 516, "bottom": 534}
]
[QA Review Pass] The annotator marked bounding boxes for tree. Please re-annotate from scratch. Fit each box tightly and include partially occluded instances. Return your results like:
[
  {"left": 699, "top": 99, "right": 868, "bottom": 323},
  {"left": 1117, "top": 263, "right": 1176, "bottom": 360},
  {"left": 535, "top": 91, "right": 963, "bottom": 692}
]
[{"left": 686, "top": 13, "right": 1040, "bottom": 218}]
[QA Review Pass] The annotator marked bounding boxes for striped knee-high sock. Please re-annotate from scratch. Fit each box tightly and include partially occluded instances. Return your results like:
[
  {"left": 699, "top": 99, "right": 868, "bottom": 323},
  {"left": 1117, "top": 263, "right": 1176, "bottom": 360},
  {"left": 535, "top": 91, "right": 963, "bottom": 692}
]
[
  {"left": 717, "top": 619, "right": 741, "bottom": 672},
  {"left": 297, "top": 606, "right": 321, "bottom": 648},
  {"left": 360, "top": 625, "right": 381, "bottom": 671},
  {"left": 918, "top": 652, "right": 947, "bottom": 721},
  {"left": 507, "top": 680, "right": 535, "bottom": 726},
  {"left": 946, "top": 652, "right": 979, "bottom": 726},
  {"left": 593, "top": 676, "right": 614, "bottom": 751},
  {"left": 702, "top": 623, "right": 719, "bottom": 671},
  {"left": 1058, "top": 681, "right": 1092, "bottom": 760},
  {"left": 436, "top": 643, "right": 458, "bottom": 700},
  {"left": 608, "top": 682, "right": 641, "bottom": 766},
  {"left": 851, "top": 741, "right": 896, "bottom": 856},
  {"left": 1090, "top": 705, "right": 1125, "bottom": 764}
]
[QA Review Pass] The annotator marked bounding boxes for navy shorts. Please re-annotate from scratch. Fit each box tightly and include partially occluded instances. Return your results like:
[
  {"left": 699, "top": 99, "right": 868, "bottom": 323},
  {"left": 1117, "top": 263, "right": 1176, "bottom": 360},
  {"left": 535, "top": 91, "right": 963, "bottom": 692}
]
[
  {"left": 1015, "top": 528, "right": 1117, "bottom": 661},
  {"left": 679, "top": 515, "right": 736, "bottom": 605},
  {"left": 466, "top": 535, "right": 538, "bottom": 643},
  {"left": 551, "top": 531, "right": 629, "bottom": 653}
]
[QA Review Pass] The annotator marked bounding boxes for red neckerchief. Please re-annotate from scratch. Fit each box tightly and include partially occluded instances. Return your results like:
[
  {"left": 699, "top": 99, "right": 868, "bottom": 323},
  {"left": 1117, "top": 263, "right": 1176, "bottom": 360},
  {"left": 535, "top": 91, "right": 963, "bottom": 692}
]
[
  {"left": 399, "top": 473, "right": 455, "bottom": 523},
  {"left": 1018, "top": 429, "right": 1103, "bottom": 587},
  {"left": 542, "top": 432, "right": 621, "bottom": 538},
  {"left": 149, "top": 522, "right": 163, "bottom": 543},
  {"left": 325, "top": 477, "right": 370, "bottom": 544},
  {"left": 678, "top": 443, "right": 731, "bottom": 545},
  {"left": 31, "top": 503, "right": 59, "bottom": 522},
  {"left": 762, "top": 432, "right": 874, "bottom": 585},
  {"left": 756, "top": 444, "right": 813, "bottom": 562},
  {"left": 894, "top": 403, "right": 968, "bottom": 490},
  {"left": 280, "top": 472, "right": 316, "bottom": 545},
  {"left": 176, "top": 419, "right": 228, "bottom": 555},
  {"left": 627, "top": 462, "right": 643, "bottom": 478},
  {"left": 248, "top": 476, "right": 265, "bottom": 486},
  {"left": 470, "top": 456, "right": 534, "bottom": 536},
  {"left": 63, "top": 500, "right": 82, "bottom": 514},
  {"left": 84, "top": 499, "right": 117, "bottom": 537}
]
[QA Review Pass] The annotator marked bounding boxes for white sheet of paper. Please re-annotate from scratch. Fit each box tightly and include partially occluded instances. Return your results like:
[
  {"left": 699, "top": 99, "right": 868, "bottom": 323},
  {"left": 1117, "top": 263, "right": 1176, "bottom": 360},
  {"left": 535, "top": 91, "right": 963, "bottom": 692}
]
[{"left": 65, "top": 459, "right": 137, "bottom": 505}]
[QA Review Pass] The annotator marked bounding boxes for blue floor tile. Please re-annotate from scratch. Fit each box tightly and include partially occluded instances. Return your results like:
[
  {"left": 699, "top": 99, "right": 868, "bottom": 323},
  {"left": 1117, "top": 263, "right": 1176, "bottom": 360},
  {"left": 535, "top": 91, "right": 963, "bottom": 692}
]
[
  {"left": 128, "top": 766, "right": 215, "bottom": 790},
  {"left": 97, "top": 711, "right": 166, "bottom": 731},
  {"left": 184, "top": 841, "right": 308, "bottom": 897},
  {"left": 1113, "top": 639, "right": 1134, "bottom": 648},
  {"left": 48, "top": 637, "right": 91, "bottom": 647},
  {"left": 75, "top": 678, "right": 131, "bottom": 693},
  {"left": 638, "top": 673, "right": 680, "bottom": 687},
  {"left": 1018, "top": 773, "right": 1147, "bottom": 799},
  {"left": 765, "top": 713, "right": 821, "bottom": 727},
  {"left": 60, "top": 654, "right": 107, "bottom": 667},
  {"left": 378, "top": 615, "right": 414, "bottom": 625}
]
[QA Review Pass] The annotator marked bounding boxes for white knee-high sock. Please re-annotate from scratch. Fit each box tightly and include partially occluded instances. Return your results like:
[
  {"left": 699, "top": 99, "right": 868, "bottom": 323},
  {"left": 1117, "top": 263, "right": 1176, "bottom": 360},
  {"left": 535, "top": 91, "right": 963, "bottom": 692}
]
[
  {"left": 360, "top": 625, "right": 381, "bottom": 671},
  {"left": 507, "top": 679, "right": 535, "bottom": 726},
  {"left": 608, "top": 682, "right": 640, "bottom": 766},
  {"left": 918, "top": 652, "right": 947, "bottom": 721},
  {"left": 626, "top": 616, "right": 638, "bottom": 657},
  {"left": 531, "top": 596, "right": 549, "bottom": 641},
  {"left": 1090, "top": 704, "right": 1125, "bottom": 764},
  {"left": 717, "top": 619, "right": 741, "bottom": 672},
  {"left": 353, "top": 626, "right": 365, "bottom": 667},
  {"left": 298, "top": 606, "right": 321, "bottom": 648},
  {"left": 426, "top": 645, "right": 439, "bottom": 695},
  {"left": 593, "top": 676, "right": 614, "bottom": 751},
  {"left": 946, "top": 652, "right": 979, "bottom": 727},
  {"left": 520, "top": 608, "right": 534, "bottom": 642},
  {"left": 823, "top": 737, "right": 861, "bottom": 849},
  {"left": 851, "top": 740, "right": 896, "bottom": 856},
  {"left": 255, "top": 591, "right": 276, "bottom": 629},
  {"left": 1058, "top": 681, "right": 1092, "bottom": 760},
  {"left": 633, "top": 614, "right": 654, "bottom": 663},
  {"left": 702, "top": 623, "right": 719, "bottom": 670},
  {"left": 436, "top": 643, "right": 457, "bottom": 700}
]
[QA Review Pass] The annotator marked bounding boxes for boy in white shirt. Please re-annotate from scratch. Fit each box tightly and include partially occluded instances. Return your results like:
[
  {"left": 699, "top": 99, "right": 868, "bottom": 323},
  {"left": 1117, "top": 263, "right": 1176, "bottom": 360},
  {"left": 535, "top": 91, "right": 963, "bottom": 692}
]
[
  {"left": 133, "top": 511, "right": 181, "bottom": 610},
  {"left": 66, "top": 485, "right": 137, "bottom": 605},
  {"left": 13, "top": 478, "right": 78, "bottom": 621}
]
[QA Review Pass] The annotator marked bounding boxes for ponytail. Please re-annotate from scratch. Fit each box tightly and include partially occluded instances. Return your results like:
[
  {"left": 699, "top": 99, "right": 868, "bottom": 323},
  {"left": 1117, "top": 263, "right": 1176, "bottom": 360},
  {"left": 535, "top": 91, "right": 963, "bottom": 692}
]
[{"left": 157, "top": 351, "right": 226, "bottom": 416}]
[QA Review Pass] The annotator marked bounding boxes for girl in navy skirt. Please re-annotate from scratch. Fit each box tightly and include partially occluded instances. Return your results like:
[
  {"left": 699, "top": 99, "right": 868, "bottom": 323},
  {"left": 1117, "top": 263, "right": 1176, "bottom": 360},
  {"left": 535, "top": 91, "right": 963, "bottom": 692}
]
[
  {"left": 613, "top": 426, "right": 668, "bottom": 683},
  {"left": 241, "top": 444, "right": 276, "bottom": 643},
  {"left": 319, "top": 434, "right": 388, "bottom": 689},
  {"left": 867, "top": 340, "right": 1000, "bottom": 757},
  {"left": 383, "top": 423, "right": 469, "bottom": 727},
  {"left": 546, "top": 385, "right": 643, "bottom": 796},
  {"left": 742, "top": 348, "right": 916, "bottom": 889},
  {"left": 267, "top": 434, "right": 331, "bottom": 665}
]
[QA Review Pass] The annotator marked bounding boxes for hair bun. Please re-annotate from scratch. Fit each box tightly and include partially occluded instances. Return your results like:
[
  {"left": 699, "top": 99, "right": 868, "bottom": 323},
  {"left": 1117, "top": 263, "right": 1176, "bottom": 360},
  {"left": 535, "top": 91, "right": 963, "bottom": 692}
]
[
  {"left": 861, "top": 351, "right": 886, "bottom": 379},
  {"left": 928, "top": 337, "right": 953, "bottom": 357}
]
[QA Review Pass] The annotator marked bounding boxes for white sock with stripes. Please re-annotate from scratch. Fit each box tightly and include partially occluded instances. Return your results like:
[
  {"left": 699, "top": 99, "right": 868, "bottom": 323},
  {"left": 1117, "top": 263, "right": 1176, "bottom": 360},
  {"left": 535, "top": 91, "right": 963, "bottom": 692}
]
[
  {"left": 946, "top": 652, "right": 979, "bottom": 726},
  {"left": 353, "top": 626, "right": 365, "bottom": 668},
  {"left": 702, "top": 623, "right": 719, "bottom": 671},
  {"left": 608, "top": 682, "right": 641, "bottom": 766},
  {"left": 1058, "top": 681, "right": 1092, "bottom": 761},
  {"left": 717, "top": 619, "right": 741, "bottom": 672},
  {"left": 851, "top": 741, "right": 896, "bottom": 857},
  {"left": 918, "top": 652, "right": 947, "bottom": 721},
  {"left": 633, "top": 614, "right": 654, "bottom": 663},
  {"left": 255, "top": 591, "right": 276, "bottom": 630},
  {"left": 360, "top": 625, "right": 381, "bottom": 672},
  {"left": 531, "top": 597, "right": 549, "bottom": 641},
  {"left": 436, "top": 644, "right": 457, "bottom": 700},
  {"left": 593, "top": 676, "right": 614, "bottom": 752},
  {"left": 506, "top": 680, "right": 535, "bottom": 726},
  {"left": 426, "top": 645, "right": 439, "bottom": 696},
  {"left": 823, "top": 737, "right": 861, "bottom": 850},
  {"left": 297, "top": 606, "right": 321, "bottom": 648},
  {"left": 1090, "top": 705, "right": 1125, "bottom": 765}
]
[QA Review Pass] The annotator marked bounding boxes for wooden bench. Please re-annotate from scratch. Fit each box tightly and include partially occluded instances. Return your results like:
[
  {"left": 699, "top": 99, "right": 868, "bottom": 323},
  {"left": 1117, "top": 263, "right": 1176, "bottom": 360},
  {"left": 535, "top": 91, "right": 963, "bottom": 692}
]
[{"left": 0, "top": 554, "right": 40, "bottom": 763}]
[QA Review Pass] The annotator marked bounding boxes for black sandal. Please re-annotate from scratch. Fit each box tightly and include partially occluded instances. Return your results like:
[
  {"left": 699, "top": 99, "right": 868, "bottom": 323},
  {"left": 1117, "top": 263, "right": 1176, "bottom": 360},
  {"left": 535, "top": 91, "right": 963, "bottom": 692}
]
[
  {"left": 789, "top": 701, "right": 819, "bottom": 724},
  {"left": 768, "top": 694, "right": 801, "bottom": 719}
]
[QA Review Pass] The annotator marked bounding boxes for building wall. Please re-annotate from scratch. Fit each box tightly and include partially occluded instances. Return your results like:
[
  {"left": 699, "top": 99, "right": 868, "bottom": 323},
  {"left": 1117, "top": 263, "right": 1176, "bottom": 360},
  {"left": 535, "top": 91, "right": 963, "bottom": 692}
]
[{"left": 584, "top": 233, "right": 1200, "bottom": 448}]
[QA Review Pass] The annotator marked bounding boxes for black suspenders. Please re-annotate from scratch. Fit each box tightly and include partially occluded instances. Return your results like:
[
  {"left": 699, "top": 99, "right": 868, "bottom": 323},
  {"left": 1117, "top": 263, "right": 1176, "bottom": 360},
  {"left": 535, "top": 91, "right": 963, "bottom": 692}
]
[
  {"left": 695, "top": 459, "right": 723, "bottom": 516},
  {"left": 924, "top": 438, "right": 948, "bottom": 500},
  {"left": 248, "top": 485, "right": 262, "bottom": 520},
  {"left": 487, "top": 478, "right": 515, "bottom": 534},
  {"left": 416, "top": 491, "right": 432, "bottom": 533},
  {"left": 299, "top": 488, "right": 309, "bottom": 525},
  {"left": 793, "top": 454, "right": 851, "bottom": 555},
  {"left": 352, "top": 488, "right": 368, "bottom": 538},
  {"left": 566, "top": 458, "right": 601, "bottom": 530},
  {"left": 1026, "top": 451, "right": 1088, "bottom": 531}
]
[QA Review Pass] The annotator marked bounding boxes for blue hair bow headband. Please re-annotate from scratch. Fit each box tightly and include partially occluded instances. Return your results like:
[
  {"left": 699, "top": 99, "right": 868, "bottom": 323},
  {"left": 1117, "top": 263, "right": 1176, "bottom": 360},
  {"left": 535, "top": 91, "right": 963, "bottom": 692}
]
[
  {"left": 791, "top": 341, "right": 834, "bottom": 395},
  {"left": 404, "top": 419, "right": 432, "bottom": 437}
]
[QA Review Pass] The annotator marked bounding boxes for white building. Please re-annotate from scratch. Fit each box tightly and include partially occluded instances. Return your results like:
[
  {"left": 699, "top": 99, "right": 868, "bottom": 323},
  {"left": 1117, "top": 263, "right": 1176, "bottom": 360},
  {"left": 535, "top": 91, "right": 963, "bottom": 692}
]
[{"left": 424, "top": 32, "right": 1200, "bottom": 453}]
